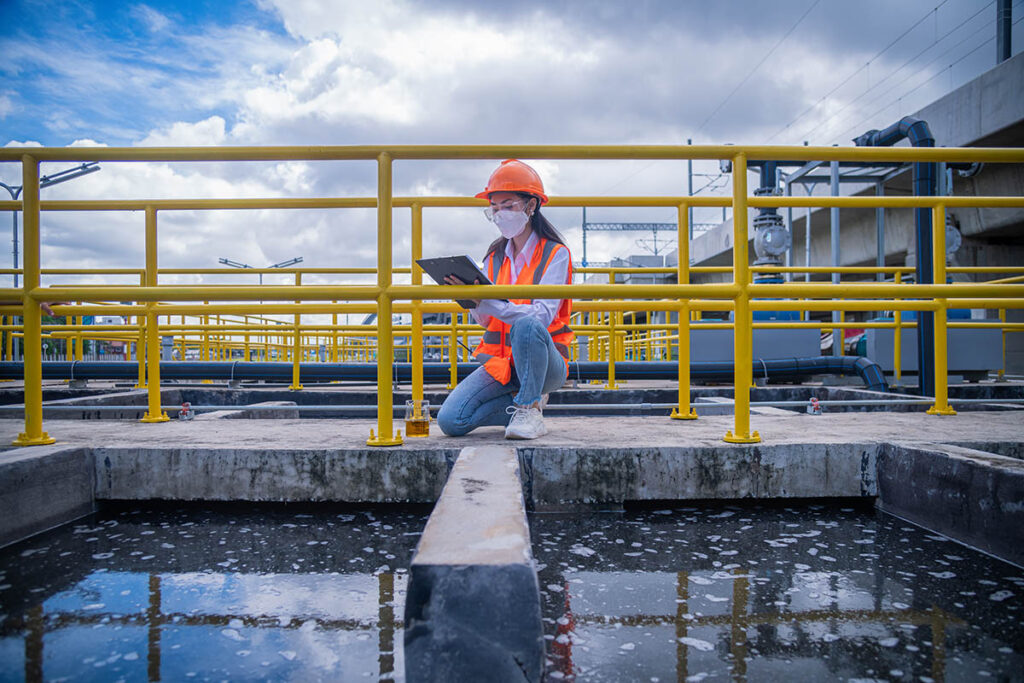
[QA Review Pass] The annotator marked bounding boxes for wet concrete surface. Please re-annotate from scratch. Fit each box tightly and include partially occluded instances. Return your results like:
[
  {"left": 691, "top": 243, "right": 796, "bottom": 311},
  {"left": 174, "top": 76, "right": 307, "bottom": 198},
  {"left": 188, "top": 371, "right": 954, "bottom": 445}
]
[
  {"left": 531, "top": 503, "right": 1024, "bottom": 682},
  {"left": 0, "top": 504, "right": 428, "bottom": 682},
  {"left": 1, "top": 503, "right": 1022, "bottom": 682}
]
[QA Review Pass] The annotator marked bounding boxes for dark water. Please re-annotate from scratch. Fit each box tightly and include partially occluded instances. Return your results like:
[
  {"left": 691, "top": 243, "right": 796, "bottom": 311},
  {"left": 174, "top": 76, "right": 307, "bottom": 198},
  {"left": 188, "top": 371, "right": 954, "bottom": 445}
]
[
  {"left": 533, "top": 505, "right": 1024, "bottom": 682},
  {"left": 0, "top": 505, "right": 427, "bottom": 683},
  {"left": 1, "top": 504, "right": 1022, "bottom": 682}
]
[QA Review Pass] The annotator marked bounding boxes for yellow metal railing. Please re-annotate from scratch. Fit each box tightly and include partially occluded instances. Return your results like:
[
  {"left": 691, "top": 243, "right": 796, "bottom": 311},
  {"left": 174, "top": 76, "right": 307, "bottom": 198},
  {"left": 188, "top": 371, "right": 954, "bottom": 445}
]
[{"left": 1, "top": 144, "right": 1023, "bottom": 447}]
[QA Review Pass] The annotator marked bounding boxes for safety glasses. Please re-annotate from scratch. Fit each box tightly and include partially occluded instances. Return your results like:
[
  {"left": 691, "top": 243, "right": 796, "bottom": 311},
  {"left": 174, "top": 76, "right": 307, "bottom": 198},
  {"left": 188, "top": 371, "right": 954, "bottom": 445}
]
[{"left": 483, "top": 199, "right": 527, "bottom": 222}]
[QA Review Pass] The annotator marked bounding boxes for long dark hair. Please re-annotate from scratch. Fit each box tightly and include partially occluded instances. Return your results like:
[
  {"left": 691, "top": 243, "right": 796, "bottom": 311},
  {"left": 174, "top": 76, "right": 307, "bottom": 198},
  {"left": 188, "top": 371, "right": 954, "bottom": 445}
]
[{"left": 484, "top": 193, "right": 569, "bottom": 258}]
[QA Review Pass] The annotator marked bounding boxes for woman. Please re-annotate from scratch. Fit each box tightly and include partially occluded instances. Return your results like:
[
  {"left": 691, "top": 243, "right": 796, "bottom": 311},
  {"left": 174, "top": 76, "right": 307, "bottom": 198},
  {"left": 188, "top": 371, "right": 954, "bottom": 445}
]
[{"left": 436, "top": 159, "right": 574, "bottom": 440}]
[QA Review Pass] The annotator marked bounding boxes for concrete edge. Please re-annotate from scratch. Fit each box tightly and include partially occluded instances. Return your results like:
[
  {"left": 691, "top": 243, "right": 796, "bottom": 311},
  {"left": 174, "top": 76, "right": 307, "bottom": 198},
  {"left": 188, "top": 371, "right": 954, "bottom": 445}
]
[
  {"left": 876, "top": 441, "right": 1024, "bottom": 567},
  {"left": 0, "top": 444, "right": 95, "bottom": 548}
]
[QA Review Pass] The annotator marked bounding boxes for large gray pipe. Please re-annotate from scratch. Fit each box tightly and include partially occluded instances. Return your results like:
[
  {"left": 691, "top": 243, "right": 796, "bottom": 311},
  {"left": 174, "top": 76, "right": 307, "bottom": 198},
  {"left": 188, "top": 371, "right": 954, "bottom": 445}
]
[{"left": 0, "top": 357, "right": 889, "bottom": 392}]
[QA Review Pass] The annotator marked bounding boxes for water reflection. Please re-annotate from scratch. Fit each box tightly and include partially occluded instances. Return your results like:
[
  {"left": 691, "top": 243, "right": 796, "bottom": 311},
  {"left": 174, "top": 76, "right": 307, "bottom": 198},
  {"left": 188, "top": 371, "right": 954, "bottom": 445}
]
[
  {"left": 533, "top": 505, "right": 1024, "bottom": 682},
  {"left": 0, "top": 506, "right": 426, "bottom": 682}
]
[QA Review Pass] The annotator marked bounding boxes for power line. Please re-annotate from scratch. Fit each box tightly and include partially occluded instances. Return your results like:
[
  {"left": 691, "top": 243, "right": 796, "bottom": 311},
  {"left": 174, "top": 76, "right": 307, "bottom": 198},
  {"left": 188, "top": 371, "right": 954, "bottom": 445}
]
[
  {"left": 767, "top": 0, "right": 950, "bottom": 143},
  {"left": 693, "top": 0, "right": 821, "bottom": 138},
  {"left": 830, "top": 9, "right": 1003, "bottom": 144},
  {"left": 796, "top": 0, "right": 993, "bottom": 143},
  {"left": 834, "top": 5, "right": 1023, "bottom": 146}
]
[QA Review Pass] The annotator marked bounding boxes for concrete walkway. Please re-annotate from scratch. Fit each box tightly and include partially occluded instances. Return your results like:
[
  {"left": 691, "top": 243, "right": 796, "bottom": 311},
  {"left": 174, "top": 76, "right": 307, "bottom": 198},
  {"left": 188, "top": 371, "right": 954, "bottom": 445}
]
[{"left": 0, "top": 410, "right": 1020, "bottom": 451}]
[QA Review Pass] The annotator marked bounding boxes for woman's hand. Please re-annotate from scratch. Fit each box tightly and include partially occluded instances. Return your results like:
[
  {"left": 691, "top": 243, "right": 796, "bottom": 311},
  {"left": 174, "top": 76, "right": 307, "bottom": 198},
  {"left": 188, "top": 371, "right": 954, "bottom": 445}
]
[{"left": 443, "top": 274, "right": 482, "bottom": 307}]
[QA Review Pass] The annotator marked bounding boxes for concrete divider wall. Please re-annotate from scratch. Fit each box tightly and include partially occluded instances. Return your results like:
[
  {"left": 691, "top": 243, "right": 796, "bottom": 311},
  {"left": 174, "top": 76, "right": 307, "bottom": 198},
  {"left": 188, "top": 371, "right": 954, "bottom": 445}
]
[
  {"left": 876, "top": 442, "right": 1024, "bottom": 567},
  {"left": 0, "top": 445, "right": 94, "bottom": 547},
  {"left": 520, "top": 444, "right": 879, "bottom": 508},
  {"left": 404, "top": 446, "right": 544, "bottom": 683},
  {"left": 92, "top": 447, "right": 460, "bottom": 502}
]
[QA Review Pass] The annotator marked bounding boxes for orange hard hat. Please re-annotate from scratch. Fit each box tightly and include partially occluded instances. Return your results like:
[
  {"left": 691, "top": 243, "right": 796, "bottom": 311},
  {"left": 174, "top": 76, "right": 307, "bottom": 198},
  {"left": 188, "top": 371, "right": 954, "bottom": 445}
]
[{"left": 475, "top": 159, "right": 549, "bottom": 205}]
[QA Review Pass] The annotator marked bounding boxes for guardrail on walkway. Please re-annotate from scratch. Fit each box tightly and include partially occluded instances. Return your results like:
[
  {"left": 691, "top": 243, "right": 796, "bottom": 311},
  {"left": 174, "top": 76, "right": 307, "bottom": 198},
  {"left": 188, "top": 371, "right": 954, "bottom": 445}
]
[{"left": 1, "top": 144, "right": 1022, "bottom": 446}]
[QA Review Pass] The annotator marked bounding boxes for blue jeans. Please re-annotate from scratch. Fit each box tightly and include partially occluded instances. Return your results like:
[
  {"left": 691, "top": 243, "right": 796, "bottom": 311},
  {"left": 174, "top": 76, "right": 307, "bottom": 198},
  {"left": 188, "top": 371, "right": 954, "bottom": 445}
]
[{"left": 437, "top": 317, "right": 568, "bottom": 436}]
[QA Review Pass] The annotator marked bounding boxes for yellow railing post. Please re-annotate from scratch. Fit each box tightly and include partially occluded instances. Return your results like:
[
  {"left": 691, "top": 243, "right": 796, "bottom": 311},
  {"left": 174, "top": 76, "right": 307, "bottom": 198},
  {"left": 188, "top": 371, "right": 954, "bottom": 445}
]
[
  {"left": 410, "top": 202, "right": 425, "bottom": 403},
  {"left": 368, "top": 152, "right": 402, "bottom": 446},
  {"left": 447, "top": 313, "right": 458, "bottom": 390},
  {"left": 141, "top": 206, "right": 169, "bottom": 423},
  {"left": 672, "top": 202, "right": 697, "bottom": 420},
  {"left": 289, "top": 272, "right": 303, "bottom": 390},
  {"left": 927, "top": 204, "right": 956, "bottom": 416},
  {"left": 606, "top": 273, "right": 618, "bottom": 389},
  {"left": 135, "top": 272, "right": 146, "bottom": 389},
  {"left": 999, "top": 308, "right": 1007, "bottom": 380},
  {"left": 894, "top": 271, "right": 903, "bottom": 383},
  {"left": 14, "top": 154, "right": 54, "bottom": 446},
  {"left": 725, "top": 152, "right": 760, "bottom": 443},
  {"left": 75, "top": 316, "right": 84, "bottom": 361}
]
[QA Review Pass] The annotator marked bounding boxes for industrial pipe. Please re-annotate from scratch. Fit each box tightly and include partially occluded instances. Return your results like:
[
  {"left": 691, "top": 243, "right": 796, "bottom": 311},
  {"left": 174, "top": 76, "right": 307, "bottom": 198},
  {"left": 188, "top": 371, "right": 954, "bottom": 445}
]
[
  {"left": 854, "top": 116, "right": 937, "bottom": 398},
  {"left": 0, "top": 356, "right": 889, "bottom": 392}
]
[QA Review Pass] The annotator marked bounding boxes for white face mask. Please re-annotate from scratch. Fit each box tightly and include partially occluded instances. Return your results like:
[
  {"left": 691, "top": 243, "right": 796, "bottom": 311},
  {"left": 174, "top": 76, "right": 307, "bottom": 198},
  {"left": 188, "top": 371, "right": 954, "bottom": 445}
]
[{"left": 493, "top": 209, "right": 530, "bottom": 239}]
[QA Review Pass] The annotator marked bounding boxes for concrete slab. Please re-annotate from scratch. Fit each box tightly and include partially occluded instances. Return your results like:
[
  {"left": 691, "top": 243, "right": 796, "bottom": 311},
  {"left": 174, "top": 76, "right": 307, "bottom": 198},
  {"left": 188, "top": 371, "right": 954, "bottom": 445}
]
[
  {"left": 0, "top": 444, "right": 93, "bottom": 547},
  {"left": 404, "top": 446, "right": 543, "bottom": 683}
]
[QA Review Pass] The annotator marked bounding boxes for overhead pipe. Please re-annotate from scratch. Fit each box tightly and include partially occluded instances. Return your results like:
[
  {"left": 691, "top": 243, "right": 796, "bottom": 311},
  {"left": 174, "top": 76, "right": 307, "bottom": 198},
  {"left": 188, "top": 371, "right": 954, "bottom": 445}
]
[
  {"left": 0, "top": 357, "right": 889, "bottom": 392},
  {"left": 854, "top": 116, "right": 936, "bottom": 398}
]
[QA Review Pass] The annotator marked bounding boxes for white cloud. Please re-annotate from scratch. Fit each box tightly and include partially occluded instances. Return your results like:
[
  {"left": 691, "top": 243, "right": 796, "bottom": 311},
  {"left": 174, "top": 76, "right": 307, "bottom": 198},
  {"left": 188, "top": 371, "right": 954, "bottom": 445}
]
[
  {"left": 138, "top": 116, "right": 227, "bottom": 146},
  {"left": 130, "top": 4, "right": 171, "bottom": 33},
  {"left": 1, "top": 0, "right": 1006, "bottom": 282}
]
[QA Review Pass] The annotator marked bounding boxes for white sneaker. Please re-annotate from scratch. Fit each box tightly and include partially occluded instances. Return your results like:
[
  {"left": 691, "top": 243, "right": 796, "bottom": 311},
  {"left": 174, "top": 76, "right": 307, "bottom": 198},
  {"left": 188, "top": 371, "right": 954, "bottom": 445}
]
[{"left": 505, "top": 404, "right": 547, "bottom": 440}]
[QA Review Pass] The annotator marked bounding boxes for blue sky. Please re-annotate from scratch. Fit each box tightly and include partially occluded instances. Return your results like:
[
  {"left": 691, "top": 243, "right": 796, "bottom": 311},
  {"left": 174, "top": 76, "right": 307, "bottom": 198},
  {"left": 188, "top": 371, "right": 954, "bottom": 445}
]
[
  {"left": 1, "top": 0, "right": 293, "bottom": 145},
  {"left": 0, "top": 0, "right": 1020, "bottom": 273}
]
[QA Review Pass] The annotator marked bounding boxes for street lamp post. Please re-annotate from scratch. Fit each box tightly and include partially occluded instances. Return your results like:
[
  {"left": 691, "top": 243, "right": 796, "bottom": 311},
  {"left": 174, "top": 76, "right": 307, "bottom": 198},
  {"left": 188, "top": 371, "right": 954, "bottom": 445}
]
[
  {"left": 218, "top": 256, "right": 303, "bottom": 365},
  {"left": 0, "top": 162, "right": 101, "bottom": 288},
  {"left": 0, "top": 162, "right": 101, "bottom": 360},
  {"left": 218, "top": 256, "right": 303, "bottom": 286}
]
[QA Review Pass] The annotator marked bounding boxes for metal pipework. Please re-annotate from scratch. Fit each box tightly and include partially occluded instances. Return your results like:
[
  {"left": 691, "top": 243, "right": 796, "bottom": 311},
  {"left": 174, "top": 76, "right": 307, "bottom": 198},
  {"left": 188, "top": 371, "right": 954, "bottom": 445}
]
[
  {"left": 0, "top": 356, "right": 889, "bottom": 392},
  {"left": 854, "top": 116, "right": 937, "bottom": 398}
]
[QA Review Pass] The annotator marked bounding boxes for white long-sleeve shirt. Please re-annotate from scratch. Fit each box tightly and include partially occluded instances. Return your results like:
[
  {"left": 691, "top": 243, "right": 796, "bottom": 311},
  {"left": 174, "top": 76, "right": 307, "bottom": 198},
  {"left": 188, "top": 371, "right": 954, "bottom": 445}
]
[{"left": 470, "top": 231, "right": 571, "bottom": 328}]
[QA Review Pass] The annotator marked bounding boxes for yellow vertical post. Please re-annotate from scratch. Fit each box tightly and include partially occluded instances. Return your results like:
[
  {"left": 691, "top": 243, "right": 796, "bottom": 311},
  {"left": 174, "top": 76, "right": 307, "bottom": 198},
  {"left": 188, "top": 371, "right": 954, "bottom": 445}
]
[
  {"left": 606, "top": 273, "right": 618, "bottom": 389},
  {"left": 290, "top": 272, "right": 303, "bottom": 390},
  {"left": 135, "top": 272, "right": 146, "bottom": 389},
  {"left": 673, "top": 203, "right": 697, "bottom": 420},
  {"left": 999, "top": 309, "right": 1007, "bottom": 382},
  {"left": 410, "top": 203, "right": 425, "bottom": 403},
  {"left": 927, "top": 204, "right": 956, "bottom": 416},
  {"left": 141, "top": 206, "right": 169, "bottom": 423},
  {"left": 65, "top": 317, "right": 74, "bottom": 361},
  {"left": 893, "top": 271, "right": 903, "bottom": 382},
  {"left": 14, "top": 155, "right": 54, "bottom": 446},
  {"left": 447, "top": 313, "right": 458, "bottom": 390},
  {"left": 75, "top": 316, "right": 84, "bottom": 361},
  {"left": 725, "top": 152, "right": 760, "bottom": 443},
  {"left": 331, "top": 308, "right": 339, "bottom": 364},
  {"left": 4, "top": 317, "right": 11, "bottom": 361},
  {"left": 836, "top": 310, "right": 844, "bottom": 356},
  {"left": 368, "top": 152, "right": 402, "bottom": 446}
]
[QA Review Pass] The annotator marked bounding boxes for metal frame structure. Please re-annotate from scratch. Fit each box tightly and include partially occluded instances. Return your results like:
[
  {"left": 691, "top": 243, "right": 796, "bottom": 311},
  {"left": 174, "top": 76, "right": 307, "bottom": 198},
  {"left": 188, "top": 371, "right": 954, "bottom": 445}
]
[{"left": 0, "top": 144, "right": 1022, "bottom": 448}]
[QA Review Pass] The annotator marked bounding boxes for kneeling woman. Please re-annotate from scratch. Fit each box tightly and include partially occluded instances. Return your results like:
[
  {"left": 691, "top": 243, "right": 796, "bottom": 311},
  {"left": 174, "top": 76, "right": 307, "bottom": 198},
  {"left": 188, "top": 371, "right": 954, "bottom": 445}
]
[{"left": 437, "top": 159, "right": 573, "bottom": 440}]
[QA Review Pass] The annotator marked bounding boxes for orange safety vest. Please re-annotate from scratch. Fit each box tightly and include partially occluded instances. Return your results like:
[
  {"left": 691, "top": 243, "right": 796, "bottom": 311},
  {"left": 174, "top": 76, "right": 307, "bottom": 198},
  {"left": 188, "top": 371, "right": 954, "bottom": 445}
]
[{"left": 472, "top": 237, "right": 574, "bottom": 384}]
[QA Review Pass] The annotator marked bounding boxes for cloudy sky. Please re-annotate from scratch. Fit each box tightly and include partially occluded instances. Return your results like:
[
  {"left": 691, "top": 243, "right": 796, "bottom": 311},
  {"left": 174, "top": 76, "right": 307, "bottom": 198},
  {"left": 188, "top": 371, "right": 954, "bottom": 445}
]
[{"left": 0, "top": 0, "right": 1020, "bottom": 284}]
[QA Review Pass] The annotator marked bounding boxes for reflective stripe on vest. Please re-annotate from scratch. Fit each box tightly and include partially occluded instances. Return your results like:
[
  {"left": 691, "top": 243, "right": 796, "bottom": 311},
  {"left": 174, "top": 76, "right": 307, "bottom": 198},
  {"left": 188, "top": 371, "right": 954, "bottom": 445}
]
[{"left": 472, "top": 237, "right": 574, "bottom": 384}]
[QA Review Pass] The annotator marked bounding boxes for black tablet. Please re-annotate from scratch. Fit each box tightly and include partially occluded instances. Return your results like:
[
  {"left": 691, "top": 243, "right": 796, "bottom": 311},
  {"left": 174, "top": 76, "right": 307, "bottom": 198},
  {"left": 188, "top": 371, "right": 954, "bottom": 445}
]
[{"left": 416, "top": 255, "right": 502, "bottom": 309}]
